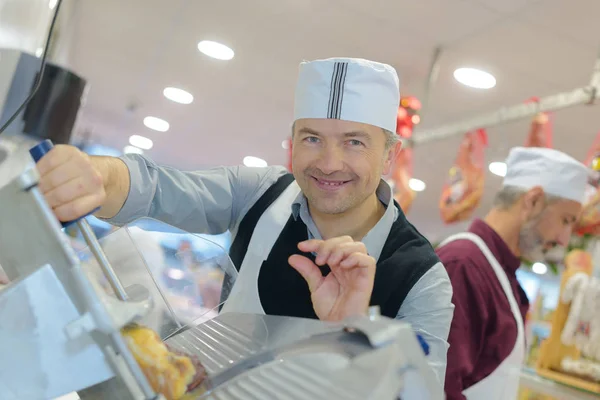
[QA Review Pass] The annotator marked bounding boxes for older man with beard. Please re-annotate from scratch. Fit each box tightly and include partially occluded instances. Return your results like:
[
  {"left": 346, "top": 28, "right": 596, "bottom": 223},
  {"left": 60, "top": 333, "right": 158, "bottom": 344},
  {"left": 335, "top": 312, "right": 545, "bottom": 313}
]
[{"left": 436, "top": 146, "right": 589, "bottom": 400}]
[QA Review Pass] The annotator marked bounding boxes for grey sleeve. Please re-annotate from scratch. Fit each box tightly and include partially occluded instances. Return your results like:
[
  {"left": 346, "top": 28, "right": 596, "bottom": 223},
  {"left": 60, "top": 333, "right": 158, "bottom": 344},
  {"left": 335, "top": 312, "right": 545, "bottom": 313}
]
[
  {"left": 104, "top": 154, "right": 288, "bottom": 234},
  {"left": 395, "top": 262, "right": 454, "bottom": 388}
]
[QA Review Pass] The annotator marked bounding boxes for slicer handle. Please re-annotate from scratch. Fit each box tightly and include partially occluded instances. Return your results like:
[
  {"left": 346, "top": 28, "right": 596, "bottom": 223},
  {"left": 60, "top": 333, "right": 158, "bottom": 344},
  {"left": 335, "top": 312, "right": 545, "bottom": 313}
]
[{"left": 29, "top": 139, "right": 100, "bottom": 228}]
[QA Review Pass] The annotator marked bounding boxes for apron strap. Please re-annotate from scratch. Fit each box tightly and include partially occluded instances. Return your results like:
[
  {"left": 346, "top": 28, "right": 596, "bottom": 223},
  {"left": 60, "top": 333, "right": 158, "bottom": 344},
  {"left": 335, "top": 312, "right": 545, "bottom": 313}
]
[{"left": 229, "top": 173, "right": 295, "bottom": 270}]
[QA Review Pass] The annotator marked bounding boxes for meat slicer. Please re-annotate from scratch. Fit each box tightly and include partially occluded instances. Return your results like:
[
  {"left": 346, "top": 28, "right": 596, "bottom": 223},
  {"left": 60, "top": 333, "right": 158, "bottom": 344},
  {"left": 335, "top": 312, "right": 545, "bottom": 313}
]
[{"left": 0, "top": 142, "right": 444, "bottom": 400}]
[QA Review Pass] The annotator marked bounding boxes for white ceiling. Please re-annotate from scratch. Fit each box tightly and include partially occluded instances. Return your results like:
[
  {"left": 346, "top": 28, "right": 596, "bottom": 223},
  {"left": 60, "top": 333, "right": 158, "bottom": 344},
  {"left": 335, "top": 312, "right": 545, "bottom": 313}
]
[{"left": 33, "top": 0, "right": 600, "bottom": 239}]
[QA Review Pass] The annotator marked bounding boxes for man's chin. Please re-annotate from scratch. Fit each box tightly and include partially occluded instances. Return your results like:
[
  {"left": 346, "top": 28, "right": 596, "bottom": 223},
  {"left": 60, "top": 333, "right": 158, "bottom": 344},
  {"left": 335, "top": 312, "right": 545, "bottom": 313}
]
[{"left": 544, "top": 246, "right": 566, "bottom": 264}]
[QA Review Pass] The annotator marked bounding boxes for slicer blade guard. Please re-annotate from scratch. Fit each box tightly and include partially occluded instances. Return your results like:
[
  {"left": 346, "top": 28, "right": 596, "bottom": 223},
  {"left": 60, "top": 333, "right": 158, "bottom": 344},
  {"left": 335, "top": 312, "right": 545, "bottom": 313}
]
[{"left": 75, "top": 217, "right": 239, "bottom": 340}]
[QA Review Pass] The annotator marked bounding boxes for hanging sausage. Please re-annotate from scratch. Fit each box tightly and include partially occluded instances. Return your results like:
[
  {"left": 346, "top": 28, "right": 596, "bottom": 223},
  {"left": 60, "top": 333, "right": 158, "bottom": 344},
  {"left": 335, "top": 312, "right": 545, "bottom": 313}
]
[
  {"left": 439, "top": 129, "right": 488, "bottom": 224},
  {"left": 390, "top": 96, "right": 421, "bottom": 214},
  {"left": 524, "top": 97, "right": 553, "bottom": 148},
  {"left": 576, "top": 131, "right": 600, "bottom": 236}
]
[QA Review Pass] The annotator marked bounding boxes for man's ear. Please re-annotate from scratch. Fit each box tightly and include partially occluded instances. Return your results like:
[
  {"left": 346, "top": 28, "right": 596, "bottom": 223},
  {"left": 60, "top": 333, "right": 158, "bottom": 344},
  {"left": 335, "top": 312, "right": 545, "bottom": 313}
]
[
  {"left": 383, "top": 141, "right": 402, "bottom": 175},
  {"left": 521, "top": 186, "right": 546, "bottom": 218}
]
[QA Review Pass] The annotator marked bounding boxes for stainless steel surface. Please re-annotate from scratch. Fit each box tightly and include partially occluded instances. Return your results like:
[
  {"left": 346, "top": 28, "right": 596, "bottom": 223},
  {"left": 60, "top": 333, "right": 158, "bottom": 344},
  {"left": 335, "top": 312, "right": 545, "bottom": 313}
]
[
  {"left": 0, "top": 265, "right": 113, "bottom": 400},
  {"left": 0, "top": 169, "right": 158, "bottom": 399},
  {"left": 84, "top": 312, "right": 441, "bottom": 399},
  {"left": 78, "top": 219, "right": 129, "bottom": 301},
  {"left": 367, "top": 305, "right": 381, "bottom": 319},
  {"left": 169, "top": 313, "right": 441, "bottom": 400}
]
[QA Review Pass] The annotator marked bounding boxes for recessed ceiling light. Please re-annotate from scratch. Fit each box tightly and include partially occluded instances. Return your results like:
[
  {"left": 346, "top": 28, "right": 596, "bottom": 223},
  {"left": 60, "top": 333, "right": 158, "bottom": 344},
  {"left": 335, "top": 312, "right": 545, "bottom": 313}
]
[
  {"left": 197, "top": 40, "right": 234, "bottom": 61},
  {"left": 163, "top": 87, "right": 194, "bottom": 105},
  {"left": 143, "top": 116, "right": 169, "bottom": 132},
  {"left": 243, "top": 156, "right": 267, "bottom": 168},
  {"left": 532, "top": 262, "right": 548, "bottom": 275},
  {"left": 453, "top": 67, "right": 496, "bottom": 89},
  {"left": 49, "top": 0, "right": 57, "bottom": 9},
  {"left": 489, "top": 161, "right": 507, "bottom": 177},
  {"left": 35, "top": 47, "right": 43, "bottom": 58},
  {"left": 281, "top": 140, "right": 290, "bottom": 150},
  {"left": 408, "top": 178, "right": 426, "bottom": 192},
  {"left": 123, "top": 145, "right": 144, "bottom": 155},
  {"left": 129, "top": 135, "right": 153, "bottom": 150}
]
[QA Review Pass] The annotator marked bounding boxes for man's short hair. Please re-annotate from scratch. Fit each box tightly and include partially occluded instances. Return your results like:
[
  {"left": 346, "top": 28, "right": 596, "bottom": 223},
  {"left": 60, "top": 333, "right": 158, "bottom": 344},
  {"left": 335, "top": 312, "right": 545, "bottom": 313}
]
[{"left": 493, "top": 185, "right": 562, "bottom": 210}]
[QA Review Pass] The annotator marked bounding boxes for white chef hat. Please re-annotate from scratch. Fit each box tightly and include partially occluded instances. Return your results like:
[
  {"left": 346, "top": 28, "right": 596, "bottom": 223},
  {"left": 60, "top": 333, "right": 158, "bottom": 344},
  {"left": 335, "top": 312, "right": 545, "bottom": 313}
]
[
  {"left": 503, "top": 147, "right": 589, "bottom": 203},
  {"left": 293, "top": 57, "right": 400, "bottom": 132}
]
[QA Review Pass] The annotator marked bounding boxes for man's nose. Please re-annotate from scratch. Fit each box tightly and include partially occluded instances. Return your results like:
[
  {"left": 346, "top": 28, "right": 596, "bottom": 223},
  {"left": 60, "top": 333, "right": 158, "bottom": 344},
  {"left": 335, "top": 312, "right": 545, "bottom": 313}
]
[
  {"left": 316, "top": 145, "right": 345, "bottom": 174},
  {"left": 557, "top": 227, "right": 572, "bottom": 247}
]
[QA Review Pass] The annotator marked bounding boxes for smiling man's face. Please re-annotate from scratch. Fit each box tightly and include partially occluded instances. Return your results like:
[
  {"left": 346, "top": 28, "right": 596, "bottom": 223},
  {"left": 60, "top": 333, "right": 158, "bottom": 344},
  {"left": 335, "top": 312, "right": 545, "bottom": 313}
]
[{"left": 291, "top": 118, "right": 396, "bottom": 216}]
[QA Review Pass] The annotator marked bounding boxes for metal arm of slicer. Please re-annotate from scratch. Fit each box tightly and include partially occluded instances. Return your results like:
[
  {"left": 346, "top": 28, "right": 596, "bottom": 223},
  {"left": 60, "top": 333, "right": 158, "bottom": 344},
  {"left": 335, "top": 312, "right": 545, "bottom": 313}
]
[{"left": 30, "top": 139, "right": 129, "bottom": 301}]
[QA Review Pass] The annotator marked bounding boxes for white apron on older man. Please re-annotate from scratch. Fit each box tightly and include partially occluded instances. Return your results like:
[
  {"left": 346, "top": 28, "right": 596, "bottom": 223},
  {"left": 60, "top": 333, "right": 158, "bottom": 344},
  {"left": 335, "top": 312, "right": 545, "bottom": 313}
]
[{"left": 440, "top": 232, "right": 525, "bottom": 400}]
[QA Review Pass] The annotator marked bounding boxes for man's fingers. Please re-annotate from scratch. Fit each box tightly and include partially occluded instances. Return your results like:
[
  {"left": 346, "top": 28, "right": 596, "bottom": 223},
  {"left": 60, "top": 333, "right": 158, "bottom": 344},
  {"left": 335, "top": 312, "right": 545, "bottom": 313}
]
[
  {"left": 298, "top": 236, "right": 354, "bottom": 265},
  {"left": 53, "top": 192, "right": 106, "bottom": 222},
  {"left": 44, "top": 176, "right": 96, "bottom": 209},
  {"left": 297, "top": 239, "right": 322, "bottom": 253},
  {"left": 327, "top": 242, "right": 367, "bottom": 266},
  {"left": 340, "top": 252, "right": 376, "bottom": 270},
  {"left": 288, "top": 254, "right": 324, "bottom": 293},
  {"left": 36, "top": 145, "right": 75, "bottom": 176},
  {"left": 38, "top": 159, "right": 82, "bottom": 194}
]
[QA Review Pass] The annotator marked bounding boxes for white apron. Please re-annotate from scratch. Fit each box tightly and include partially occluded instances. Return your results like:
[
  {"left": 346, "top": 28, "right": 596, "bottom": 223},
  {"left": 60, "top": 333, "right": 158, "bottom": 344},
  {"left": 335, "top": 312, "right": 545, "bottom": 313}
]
[
  {"left": 221, "top": 181, "right": 302, "bottom": 314},
  {"left": 439, "top": 232, "right": 525, "bottom": 400}
]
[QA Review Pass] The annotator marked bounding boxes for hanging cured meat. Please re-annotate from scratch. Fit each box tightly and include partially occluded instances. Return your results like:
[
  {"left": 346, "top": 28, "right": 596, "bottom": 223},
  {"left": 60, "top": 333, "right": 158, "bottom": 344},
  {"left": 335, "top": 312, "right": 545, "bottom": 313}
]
[
  {"left": 575, "top": 131, "right": 600, "bottom": 236},
  {"left": 389, "top": 96, "right": 421, "bottom": 214},
  {"left": 439, "top": 129, "right": 488, "bottom": 224},
  {"left": 524, "top": 97, "right": 553, "bottom": 148},
  {"left": 392, "top": 146, "right": 416, "bottom": 213}
]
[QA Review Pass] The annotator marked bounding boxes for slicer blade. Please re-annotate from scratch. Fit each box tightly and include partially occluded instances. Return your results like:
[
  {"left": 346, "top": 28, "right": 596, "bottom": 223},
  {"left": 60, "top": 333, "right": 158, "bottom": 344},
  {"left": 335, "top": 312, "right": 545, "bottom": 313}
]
[{"left": 161, "top": 312, "right": 440, "bottom": 400}]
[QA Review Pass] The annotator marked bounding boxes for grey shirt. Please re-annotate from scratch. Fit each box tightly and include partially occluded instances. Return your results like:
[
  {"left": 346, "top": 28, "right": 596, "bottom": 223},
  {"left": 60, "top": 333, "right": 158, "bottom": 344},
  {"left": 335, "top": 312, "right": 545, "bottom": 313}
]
[{"left": 107, "top": 154, "right": 454, "bottom": 386}]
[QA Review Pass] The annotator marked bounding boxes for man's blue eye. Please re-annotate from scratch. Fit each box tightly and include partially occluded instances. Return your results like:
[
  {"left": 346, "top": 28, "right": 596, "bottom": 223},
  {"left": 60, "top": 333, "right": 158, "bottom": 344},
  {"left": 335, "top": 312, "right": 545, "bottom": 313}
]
[{"left": 349, "top": 139, "right": 363, "bottom": 146}]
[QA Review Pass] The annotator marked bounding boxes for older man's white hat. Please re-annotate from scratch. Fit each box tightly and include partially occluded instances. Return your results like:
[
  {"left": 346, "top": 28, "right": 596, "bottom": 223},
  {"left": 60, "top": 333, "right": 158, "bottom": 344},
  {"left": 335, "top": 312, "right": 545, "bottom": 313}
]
[
  {"left": 293, "top": 57, "right": 400, "bottom": 133},
  {"left": 503, "top": 147, "right": 589, "bottom": 203}
]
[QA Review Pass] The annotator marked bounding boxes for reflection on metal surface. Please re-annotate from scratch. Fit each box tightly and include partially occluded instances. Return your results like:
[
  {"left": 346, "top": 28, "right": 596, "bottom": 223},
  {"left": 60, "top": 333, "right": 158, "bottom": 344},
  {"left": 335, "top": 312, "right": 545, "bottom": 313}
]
[{"left": 0, "top": 265, "right": 113, "bottom": 399}]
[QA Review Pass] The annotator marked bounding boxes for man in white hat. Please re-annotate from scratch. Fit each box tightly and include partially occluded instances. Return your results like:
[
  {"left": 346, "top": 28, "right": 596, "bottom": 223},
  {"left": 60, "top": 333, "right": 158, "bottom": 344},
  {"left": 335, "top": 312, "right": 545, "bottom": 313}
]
[
  {"left": 436, "top": 146, "right": 589, "bottom": 399},
  {"left": 34, "top": 57, "right": 453, "bottom": 384}
]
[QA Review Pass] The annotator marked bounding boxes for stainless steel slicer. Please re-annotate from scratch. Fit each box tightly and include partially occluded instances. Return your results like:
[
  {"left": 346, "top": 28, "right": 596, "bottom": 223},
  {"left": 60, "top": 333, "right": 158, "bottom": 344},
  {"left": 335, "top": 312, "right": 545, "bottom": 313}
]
[{"left": 0, "top": 139, "right": 444, "bottom": 400}]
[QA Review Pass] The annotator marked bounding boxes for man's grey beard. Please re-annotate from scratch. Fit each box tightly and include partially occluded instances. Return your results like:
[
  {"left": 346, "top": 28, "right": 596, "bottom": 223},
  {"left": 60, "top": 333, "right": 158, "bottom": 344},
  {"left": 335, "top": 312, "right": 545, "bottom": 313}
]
[{"left": 518, "top": 215, "right": 565, "bottom": 263}]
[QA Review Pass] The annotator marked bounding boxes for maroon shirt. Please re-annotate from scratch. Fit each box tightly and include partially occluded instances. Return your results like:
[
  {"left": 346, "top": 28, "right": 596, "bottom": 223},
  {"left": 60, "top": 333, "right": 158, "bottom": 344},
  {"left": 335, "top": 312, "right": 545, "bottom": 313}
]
[{"left": 436, "top": 219, "right": 529, "bottom": 400}]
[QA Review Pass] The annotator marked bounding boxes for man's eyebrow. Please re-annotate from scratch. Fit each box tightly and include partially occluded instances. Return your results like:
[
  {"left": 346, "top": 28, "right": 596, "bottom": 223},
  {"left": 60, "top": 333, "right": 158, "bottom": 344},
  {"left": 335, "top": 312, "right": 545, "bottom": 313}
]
[
  {"left": 343, "top": 131, "right": 370, "bottom": 139},
  {"left": 297, "top": 128, "right": 371, "bottom": 139},
  {"left": 297, "top": 127, "right": 321, "bottom": 136}
]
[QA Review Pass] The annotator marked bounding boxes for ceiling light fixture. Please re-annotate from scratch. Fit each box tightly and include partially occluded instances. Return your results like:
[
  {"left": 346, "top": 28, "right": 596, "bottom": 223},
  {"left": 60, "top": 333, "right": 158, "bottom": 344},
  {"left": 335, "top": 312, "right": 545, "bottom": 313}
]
[
  {"left": 489, "top": 161, "right": 507, "bottom": 177},
  {"left": 197, "top": 40, "right": 235, "bottom": 61},
  {"left": 129, "top": 135, "right": 153, "bottom": 150},
  {"left": 35, "top": 48, "right": 43, "bottom": 58},
  {"left": 532, "top": 262, "right": 548, "bottom": 275},
  {"left": 123, "top": 145, "right": 144, "bottom": 155},
  {"left": 409, "top": 178, "right": 426, "bottom": 192},
  {"left": 143, "top": 116, "right": 169, "bottom": 132},
  {"left": 453, "top": 67, "right": 496, "bottom": 89},
  {"left": 49, "top": 0, "right": 57, "bottom": 9},
  {"left": 243, "top": 156, "right": 267, "bottom": 168},
  {"left": 281, "top": 140, "right": 290, "bottom": 150},
  {"left": 163, "top": 87, "right": 194, "bottom": 105}
]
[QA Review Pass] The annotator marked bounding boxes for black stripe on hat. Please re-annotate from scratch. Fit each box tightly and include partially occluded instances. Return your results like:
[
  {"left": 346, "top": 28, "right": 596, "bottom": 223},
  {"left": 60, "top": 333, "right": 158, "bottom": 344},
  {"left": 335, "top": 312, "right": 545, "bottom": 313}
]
[{"left": 327, "top": 62, "right": 348, "bottom": 119}]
